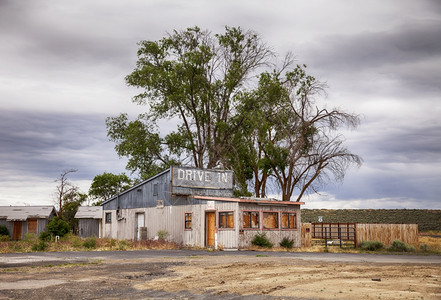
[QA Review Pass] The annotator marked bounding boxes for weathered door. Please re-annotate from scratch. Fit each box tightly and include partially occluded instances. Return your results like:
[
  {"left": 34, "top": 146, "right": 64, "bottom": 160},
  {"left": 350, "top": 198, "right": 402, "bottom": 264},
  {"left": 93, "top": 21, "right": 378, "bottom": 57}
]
[
  {"left": 205, "top": 212, "right": 216, "bottom": 247},
  {"left": 13, "top": 221, "right": 22, "bottom": 240},
  {"left": 136, "top": 213, "right": 145, "bottom": 240},
  {"left": 27, "top": 219, "right": 38, "bottom": 234}
]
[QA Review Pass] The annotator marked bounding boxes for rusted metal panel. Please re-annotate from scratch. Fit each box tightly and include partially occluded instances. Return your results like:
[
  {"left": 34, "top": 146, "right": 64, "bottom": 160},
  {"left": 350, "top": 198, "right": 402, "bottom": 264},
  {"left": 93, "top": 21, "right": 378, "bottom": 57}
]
[
  {"left": 27, "top": 219, "right": 38, "bottom": 234},
  {"left": 12, "top": 221, "right": 22, "bottom": 240}
]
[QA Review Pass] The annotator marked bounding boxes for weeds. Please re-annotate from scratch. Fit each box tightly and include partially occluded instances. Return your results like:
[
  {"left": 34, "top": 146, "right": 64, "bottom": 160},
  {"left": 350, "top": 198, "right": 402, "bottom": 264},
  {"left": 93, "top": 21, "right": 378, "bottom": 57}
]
[
  {"left": 360, "top": 241, "right": 384, "bottom": 251},
  {"left": 280, "top": 237, "right": 294, "bottom": 249},
  {"left": 251, "top": 232, "right": 273, "bottom": 248}
]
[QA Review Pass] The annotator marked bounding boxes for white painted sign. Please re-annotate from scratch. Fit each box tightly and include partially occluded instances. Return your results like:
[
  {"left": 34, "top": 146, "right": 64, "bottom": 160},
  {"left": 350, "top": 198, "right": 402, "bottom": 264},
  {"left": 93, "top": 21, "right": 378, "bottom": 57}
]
[{"left": 172, "top": 167, "right": 233, "bottom": 191}]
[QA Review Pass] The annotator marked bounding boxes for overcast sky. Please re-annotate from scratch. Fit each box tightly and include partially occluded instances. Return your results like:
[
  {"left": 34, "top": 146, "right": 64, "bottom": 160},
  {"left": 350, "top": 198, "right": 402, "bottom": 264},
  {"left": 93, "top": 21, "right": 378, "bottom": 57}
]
[{"left": 0, "top": 0, "right": 440, "bottom": 209}]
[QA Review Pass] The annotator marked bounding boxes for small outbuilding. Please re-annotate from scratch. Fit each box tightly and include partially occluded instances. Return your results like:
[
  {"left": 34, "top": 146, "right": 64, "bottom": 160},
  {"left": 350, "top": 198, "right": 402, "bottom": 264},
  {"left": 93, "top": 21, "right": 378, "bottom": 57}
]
[
  {"left": 75, "top": 206, "right": 102, "bottom": 238},
  {"left": 0, "top": 206, "right": 56, "bottom": 240},
  {"left": 101, "top": 166, "right": 304, "bottom": 249}
]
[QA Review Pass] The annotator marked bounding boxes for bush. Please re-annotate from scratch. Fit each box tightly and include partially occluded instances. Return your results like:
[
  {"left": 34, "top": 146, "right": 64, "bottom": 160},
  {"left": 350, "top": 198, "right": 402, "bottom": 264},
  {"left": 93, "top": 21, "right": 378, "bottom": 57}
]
[
  {"left": 420, "top": 243, "right": 429, "bottom": 252},
  {"left": 32, "top": 241, "right": 49, "bottom": 252},
  {"left": 0, "top": 225, "right": 9, "bottom": 236},
  {"left": 0, "top": 235, "right": 10, "bottom": 242},
  {"left": 39, "top": 231, "right": 52, "bottom": 242},
  {"left": 157, "top": 230, "right": 169, "bottom": 240},
  {"left": 388, "top": 240, "right": 415, "bottom": 252},
  {"left": 360, "top": 240, "right": 384, "bottom": 251},
  {"left": 83, "top": 236, "right": 97, "bottom": 249},
  {"left": 47, "top": 217, "right": 70, "bottom": 237},
  {"left": 251, "top": 232, "right": 273, "bottom": 248},
  {"left": 280, "top": 237, "right": 294, "bottom": 249}
]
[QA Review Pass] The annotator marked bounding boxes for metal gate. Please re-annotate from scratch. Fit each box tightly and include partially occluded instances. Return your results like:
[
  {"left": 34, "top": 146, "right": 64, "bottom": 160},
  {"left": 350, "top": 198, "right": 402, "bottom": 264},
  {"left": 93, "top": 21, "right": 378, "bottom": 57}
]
[{"left": 311, "top": 223, "right": 357, "bottom": 247}]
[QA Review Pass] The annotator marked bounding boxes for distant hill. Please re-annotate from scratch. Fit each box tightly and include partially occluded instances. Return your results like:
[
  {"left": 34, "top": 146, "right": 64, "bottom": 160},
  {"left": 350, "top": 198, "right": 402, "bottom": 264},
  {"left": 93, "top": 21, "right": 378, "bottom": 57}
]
[{"left": 301, "top": 209, "right": 441, "bottom": 231}]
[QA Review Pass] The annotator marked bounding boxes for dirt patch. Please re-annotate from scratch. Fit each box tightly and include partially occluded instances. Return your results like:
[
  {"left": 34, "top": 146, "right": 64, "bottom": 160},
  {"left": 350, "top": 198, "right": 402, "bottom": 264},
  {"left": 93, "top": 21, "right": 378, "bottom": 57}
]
[{"left": 0, "top": 255, "right": 440, "bottom": 299}]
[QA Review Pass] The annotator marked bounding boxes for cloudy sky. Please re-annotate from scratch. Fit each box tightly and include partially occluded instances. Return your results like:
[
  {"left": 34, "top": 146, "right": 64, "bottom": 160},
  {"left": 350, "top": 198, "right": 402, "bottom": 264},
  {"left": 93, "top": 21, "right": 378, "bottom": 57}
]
[{"left": 0, "top": 0, "right": 440, "bottom": 209}]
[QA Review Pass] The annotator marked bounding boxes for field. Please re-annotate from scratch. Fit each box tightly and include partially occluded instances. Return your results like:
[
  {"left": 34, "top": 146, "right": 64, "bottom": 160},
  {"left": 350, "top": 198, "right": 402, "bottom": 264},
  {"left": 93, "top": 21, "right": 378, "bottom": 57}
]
[{"left": 302, "top": 209, "right": 441, "bottom": 231}]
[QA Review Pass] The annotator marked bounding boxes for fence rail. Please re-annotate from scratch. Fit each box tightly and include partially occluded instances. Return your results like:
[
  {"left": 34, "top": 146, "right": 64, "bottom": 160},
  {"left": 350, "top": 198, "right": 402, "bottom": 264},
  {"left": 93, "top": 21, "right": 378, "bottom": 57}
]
[{"left": 304, "top": 223, "right": 419, "bottom": 248}]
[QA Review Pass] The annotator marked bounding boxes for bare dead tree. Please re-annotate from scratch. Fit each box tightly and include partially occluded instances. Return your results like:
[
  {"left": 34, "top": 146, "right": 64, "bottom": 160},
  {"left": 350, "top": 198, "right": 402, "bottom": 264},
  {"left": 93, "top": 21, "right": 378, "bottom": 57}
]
[{"left": 54, "top": 169, "right": 78, "bottom": 216}]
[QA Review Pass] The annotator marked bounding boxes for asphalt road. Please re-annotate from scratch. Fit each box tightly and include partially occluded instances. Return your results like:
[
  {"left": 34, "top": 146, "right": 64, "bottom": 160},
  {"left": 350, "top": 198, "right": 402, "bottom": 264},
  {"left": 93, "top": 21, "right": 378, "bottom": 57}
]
[{"left": 1, "top": 250, "right": 440, "bottom": 268}]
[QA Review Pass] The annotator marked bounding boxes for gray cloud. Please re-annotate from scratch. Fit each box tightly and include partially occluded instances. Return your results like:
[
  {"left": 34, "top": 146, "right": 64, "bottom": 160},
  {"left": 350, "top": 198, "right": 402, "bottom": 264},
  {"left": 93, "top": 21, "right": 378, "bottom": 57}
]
[{"left": 0, "top": 0, "right": 439, "bottom": 208}]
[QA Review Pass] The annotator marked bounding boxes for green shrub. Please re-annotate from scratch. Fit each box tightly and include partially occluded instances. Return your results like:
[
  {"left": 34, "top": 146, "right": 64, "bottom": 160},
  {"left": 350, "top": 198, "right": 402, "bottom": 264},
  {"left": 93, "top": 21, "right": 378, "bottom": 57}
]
[
  {"left": 0, "top": 235, "right": 10, "bottom": 242},
  {"left": 251, "top": 232, "right": 273, "bottom": 248},
  {"left": 32, "top": 241, "right": 49, "bottom": 252},
  {"left": 47, "top": 217, "right": 70, "bottom": 237},
  {"left": 388, "top": 240, "right": 414, "bottom": 252},
  {"left": 157, "top": 230, "right": 169, "bottom": 240},
  {"left": 280, "top": 237, "right": 294, "bottom": 249},
  {"left": 420, "top": 243, "right": 429, "bottom": 252},
  {"left": 360, "top": 240, "right": 384, "bottom": 251},
  {"left": 23, "top": 233, "right": 38, "bottom": 243},
  {"left": 83, "top": 236, "right": 97, "bottom": 249},
  {"left": 0, "top": 225, "right": 9, "bottom": 236},
  {"left": 39, "top": 231, "right": 52, "bottom": 242}
]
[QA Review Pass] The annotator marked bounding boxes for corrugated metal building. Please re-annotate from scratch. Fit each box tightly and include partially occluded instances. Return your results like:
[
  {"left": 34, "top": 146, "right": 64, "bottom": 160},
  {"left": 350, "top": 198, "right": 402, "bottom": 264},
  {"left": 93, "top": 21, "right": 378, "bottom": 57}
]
[
  {"left": 75, "top": 206, "right": 102, "bottom": 238},
  {"left": 0, "top": 206, "right": 56, "bottom": 240},
  {"left": 101, "top": 166, "right": 304, "bottom": 249}
]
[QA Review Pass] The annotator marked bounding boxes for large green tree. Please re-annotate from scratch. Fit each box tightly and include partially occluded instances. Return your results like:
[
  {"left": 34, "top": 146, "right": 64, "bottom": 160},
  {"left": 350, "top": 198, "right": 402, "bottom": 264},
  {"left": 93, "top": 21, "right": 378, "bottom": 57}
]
[
  {"left": 107, "top": 26, "right": 272, "bottom": 178},
  {"left": 88, "top": 172, "right": 133, "bottom": 205},
  {"left": 108, "top": 26, "right": 362, "bottom": 201}
]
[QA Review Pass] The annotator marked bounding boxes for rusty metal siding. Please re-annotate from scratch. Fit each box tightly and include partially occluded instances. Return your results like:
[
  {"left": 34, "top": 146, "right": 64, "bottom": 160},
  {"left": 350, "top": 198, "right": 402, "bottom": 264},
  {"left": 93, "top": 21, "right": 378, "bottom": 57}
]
[
  {"left": 238, "top": 203, "right": 302, "bottom": 248},
  {"left": 102, "top": 170, "right": 171, "bottom": 211}
]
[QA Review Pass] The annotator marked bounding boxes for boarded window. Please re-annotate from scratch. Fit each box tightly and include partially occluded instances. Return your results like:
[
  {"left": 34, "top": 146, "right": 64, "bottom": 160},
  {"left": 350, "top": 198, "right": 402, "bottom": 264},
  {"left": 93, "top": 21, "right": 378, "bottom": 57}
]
[
  {"left": 219, "top": 211, "right": 234, "bottom": 228},
  {"left": 263, "top": 212, "right": 279, "bottom": 229},
  {"left": 27, "top": 219, "right": 38, "bottom": 234},
  {"left": 243, "top": 211, "right": 259, "bottom": 229},
  {"left": 185, "top": 213, "right": 192, "bottom": 230},
  {"left": 105, "top": 212, "right": 112, "bottom": 224},
  {"left": 282, "top": 212, "right": 297, "bottom": 229}
]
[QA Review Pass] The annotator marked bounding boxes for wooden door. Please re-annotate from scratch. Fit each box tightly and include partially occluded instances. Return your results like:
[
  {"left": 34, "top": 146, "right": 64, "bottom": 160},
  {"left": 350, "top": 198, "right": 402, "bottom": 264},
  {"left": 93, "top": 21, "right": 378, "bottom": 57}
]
[
  {"left": 13, "top": 221, "right": 22, "bottom": 240},
  {"left": 205, "top": 212, "right": 215, "bottom": 247},
  {"left": 28, "top": 219, "right": 38, "bottom": 234}
]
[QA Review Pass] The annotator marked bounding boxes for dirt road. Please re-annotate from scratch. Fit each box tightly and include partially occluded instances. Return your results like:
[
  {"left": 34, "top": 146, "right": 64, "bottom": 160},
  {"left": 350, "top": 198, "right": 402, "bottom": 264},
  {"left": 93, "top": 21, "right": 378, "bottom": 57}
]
[{"left": 0, "top": 251, "right": 440, "bottom": 299}]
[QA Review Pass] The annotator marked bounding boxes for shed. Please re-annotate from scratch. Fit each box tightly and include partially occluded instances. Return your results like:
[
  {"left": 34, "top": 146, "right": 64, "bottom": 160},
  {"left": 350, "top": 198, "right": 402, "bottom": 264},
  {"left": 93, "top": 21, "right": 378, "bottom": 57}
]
[
  {"left": 0, "top": 206, "right": 56, "bottom": 240},
  {"left": 101, "top": 166, "right": 304, "bottom": 249},
  {"left": 75, "top": 206, "right": 102, "bottom": 238}
]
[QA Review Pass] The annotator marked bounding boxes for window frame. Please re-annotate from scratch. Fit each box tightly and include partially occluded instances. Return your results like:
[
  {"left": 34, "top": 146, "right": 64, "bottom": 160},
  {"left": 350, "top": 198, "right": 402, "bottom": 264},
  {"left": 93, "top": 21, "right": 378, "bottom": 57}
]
[
  {"left": 262, "top": 211, "right": 279, "bottom": 230},
  {"left": 281, "top": 212, "right": 297, "bottom": 230},
  {"left": 153, "top": 183, "right": 158, "bottom": 196},
  {"left": 242, "top": 211, "right": 260, "bottom": 230},
  {"left": 218, "top": 211, "right": 235, "bottom": 230},
  {"left": 105, "top": 212, "right": 112, "bottom": 224},
  {"left": 184, "top": 212, "right": 192, "bottom": 230}
]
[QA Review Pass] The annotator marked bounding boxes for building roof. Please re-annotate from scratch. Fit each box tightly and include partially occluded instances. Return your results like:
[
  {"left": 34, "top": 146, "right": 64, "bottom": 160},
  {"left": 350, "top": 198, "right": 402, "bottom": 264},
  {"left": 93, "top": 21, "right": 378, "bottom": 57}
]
[
  {"left": 74, "top": 206, "right": 103, "bottom": 219},
  {"left": 0, "top": 206, "right": 56, "bottom": 221},
  {"left": 192, "top": 195, "right": 305, "bottom": 205}
]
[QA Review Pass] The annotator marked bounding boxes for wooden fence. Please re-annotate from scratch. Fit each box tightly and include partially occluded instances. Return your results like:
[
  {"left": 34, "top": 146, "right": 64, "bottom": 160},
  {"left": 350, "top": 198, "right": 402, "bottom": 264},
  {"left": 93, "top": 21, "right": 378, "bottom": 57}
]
[
  {"left": 355, "top": 223, "right": 419, "bottom": 246},
  {"left": 302, "top": 223, "right": 418, "bottom": 248}
]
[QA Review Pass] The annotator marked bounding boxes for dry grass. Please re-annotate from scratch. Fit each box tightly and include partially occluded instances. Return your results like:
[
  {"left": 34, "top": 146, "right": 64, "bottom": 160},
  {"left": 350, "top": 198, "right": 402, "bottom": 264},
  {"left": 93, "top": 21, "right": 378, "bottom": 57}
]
[{"left": 0, "top": 233, "right": 439, "bottom": 254}]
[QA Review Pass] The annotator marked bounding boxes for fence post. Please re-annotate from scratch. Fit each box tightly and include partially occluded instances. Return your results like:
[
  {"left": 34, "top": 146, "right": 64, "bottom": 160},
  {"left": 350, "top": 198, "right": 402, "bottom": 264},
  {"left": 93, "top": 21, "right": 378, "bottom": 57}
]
[
  {"left": 324, "top": 227, "right": 328, "bottom": 250},
  {"left": 339, "top": 227, "right": 342, "bottom": 248}
]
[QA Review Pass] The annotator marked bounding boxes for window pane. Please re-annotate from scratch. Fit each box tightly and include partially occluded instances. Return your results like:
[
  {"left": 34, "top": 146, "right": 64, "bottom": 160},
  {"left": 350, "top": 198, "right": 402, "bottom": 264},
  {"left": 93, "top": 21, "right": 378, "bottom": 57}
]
[
  {"left": 227, "top": 213, "right": 234, "bottom": 228},
  {"left": 263, "top": 212, "right": 278, "bottom": 229},
  {"left": 243, "top": 212, "right": 251, "bottom": 228},
  {"left": 282, "top": 213, "right": 289, "bottom": 228},
  {"left": 251, "top": 212, "right": 259, "bottom": 228},
  {"left": 185, "top": 213, "right": 192, "bottom": 229},
  {"left": 219, "top": 211, "right": 234, "bottom": 228}
]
